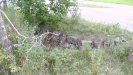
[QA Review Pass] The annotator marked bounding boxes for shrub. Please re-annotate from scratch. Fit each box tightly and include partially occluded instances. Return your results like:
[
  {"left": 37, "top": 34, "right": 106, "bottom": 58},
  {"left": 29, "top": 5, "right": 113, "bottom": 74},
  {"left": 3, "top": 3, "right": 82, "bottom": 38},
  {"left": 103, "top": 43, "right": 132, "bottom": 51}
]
[{"left": 12, "top": 0, "right": 76, "bottom": 30}]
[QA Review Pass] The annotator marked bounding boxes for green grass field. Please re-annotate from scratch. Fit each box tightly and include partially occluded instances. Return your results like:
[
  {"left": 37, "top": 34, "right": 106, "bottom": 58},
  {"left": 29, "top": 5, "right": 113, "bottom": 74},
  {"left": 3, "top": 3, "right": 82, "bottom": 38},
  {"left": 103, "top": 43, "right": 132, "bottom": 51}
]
[{"left": 89, "top": 0, "right": 133, "bottom": 5}]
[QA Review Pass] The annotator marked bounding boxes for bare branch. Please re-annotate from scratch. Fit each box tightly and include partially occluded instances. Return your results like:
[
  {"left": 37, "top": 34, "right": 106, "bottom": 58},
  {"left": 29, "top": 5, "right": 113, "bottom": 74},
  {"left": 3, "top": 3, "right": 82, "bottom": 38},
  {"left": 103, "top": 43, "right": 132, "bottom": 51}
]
[
  {"left": 0, "top": 9, "right": 60, "bottom": 39},
  {"left": 0, "top": 9, "right": 27, "bottom": 38}
]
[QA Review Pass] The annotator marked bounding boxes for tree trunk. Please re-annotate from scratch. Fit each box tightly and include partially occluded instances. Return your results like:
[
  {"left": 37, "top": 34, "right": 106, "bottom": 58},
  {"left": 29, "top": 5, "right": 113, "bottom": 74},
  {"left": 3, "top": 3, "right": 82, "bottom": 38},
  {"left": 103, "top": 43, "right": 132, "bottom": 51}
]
[
  {"left": 0, "top": 11, "right": 15, "bottom": 64},
  {"left": 0, "top": 0, "right": 7, "bottom": 10},
  {"left": 3, "top": 0, "right": 7, "bottom": 10}
]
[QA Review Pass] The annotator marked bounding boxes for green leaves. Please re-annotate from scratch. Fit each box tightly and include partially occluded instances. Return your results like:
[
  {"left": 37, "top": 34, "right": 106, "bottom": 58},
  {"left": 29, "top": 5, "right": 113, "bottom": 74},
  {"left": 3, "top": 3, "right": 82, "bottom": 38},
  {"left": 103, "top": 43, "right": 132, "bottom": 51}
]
[{"left": 15, "top": 0, "right": 75, "bottom": 30}]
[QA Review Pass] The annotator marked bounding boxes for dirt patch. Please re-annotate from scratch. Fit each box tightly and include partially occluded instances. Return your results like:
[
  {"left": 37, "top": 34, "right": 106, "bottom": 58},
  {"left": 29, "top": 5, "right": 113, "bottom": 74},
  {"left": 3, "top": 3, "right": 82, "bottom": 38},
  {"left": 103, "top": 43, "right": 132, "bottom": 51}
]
[{"left": 42, "top": 32, "right": 82, "bottom": 50}]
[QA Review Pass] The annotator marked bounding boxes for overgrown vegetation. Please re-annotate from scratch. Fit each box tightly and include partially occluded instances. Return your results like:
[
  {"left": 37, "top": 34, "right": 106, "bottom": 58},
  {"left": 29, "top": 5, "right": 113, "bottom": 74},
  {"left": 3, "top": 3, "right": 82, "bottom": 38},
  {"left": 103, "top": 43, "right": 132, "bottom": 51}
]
[
  {"left": 0, "top": 0, "right": 133, "bottom": 75},
  {"left": 12, "top": 0, "right": 77, "bottom": 30}
]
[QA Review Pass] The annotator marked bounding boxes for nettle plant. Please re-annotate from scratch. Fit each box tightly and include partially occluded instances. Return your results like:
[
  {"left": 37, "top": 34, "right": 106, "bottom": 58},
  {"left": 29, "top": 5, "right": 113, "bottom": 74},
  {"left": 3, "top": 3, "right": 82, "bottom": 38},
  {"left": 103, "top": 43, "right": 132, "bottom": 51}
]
[{"left": 14, "top": 0, "right": 76, "bottom": 30}]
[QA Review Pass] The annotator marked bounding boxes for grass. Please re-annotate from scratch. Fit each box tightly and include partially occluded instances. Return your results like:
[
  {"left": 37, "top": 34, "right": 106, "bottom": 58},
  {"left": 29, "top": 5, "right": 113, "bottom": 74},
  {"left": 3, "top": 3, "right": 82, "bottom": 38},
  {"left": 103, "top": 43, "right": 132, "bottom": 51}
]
[
  {"left": 1, "top": 7, "right": 133, "bottom": 75},
  {"left": 58, "top": 17, "right": 132, "bottom": 37},
  {"left": 89, "top": 0, "right": 133, "bottom": 5}
]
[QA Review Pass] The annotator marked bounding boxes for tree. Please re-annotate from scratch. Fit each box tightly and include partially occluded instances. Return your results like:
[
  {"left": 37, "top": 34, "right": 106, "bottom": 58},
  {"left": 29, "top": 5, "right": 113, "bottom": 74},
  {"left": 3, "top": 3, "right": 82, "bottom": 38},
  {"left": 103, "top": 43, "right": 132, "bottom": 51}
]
[
  {"left": 3, "top": 0, "right": 7, "bottom": 9},
  {"left": 0, "top": 0, "right": 7, "bottom": 10},
  {"left": 0, "top": 9, "right": 15, "bottom": 64},
  {"left": 11, "top": 0, "right": 76, "bottom": 31}
]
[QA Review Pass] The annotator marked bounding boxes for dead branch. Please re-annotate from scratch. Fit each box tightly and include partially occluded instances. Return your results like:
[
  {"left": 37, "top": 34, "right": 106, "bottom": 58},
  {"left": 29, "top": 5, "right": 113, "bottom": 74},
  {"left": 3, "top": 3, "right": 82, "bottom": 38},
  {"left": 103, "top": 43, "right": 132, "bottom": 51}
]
[{"left": 0, "top": 9, "right": 27, "bottom": 38}]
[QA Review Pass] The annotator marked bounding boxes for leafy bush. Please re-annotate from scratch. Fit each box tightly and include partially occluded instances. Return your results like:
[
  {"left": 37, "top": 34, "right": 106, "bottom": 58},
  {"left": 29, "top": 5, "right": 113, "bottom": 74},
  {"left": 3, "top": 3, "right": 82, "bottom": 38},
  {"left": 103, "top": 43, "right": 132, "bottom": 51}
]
[
  {"left": 0, "top": 49, "right": 12, "bottom": 74},
  {"left": 13, "top": 0, "right": 76, "bottom": 30}
]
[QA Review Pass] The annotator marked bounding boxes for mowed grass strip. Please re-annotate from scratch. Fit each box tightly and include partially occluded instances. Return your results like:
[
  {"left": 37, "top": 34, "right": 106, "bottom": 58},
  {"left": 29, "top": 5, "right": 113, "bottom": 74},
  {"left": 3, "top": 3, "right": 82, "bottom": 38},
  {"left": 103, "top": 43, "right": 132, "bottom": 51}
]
[{"left": 89, "top": 0, "right": 133, "bottom": 5}]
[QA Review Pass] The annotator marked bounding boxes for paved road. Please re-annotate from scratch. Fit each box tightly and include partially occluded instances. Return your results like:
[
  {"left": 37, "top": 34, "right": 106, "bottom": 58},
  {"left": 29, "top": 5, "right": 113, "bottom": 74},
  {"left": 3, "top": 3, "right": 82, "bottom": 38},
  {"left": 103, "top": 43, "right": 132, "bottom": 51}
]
[{"left": 78, "top": 0, "right": 133, "bottom": 32}]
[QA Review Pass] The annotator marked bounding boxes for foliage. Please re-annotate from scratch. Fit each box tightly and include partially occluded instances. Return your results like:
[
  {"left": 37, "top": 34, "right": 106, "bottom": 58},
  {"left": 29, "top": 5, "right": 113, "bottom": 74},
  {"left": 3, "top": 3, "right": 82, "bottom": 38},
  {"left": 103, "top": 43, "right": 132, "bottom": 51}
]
[
  {"left": 11, "top": 0, "right": 76, "bottom": 30},
  {"left": 111, "top": 44, "right": 131, "bottom": 61},
  {"left": 57, "top": 17, "right": 133, "bottom": 38},
  {"left": 0, "top": 49, "right": 14, "bottom": 75},
  {"left": 2, "top": 17, "right": 132, "bottom": 75},
  {"left": 11, "top": 42, "right": 133, "bottom": 75},
  {"left": 1, "top": 6, "right": 133, "bottom": 75}
]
